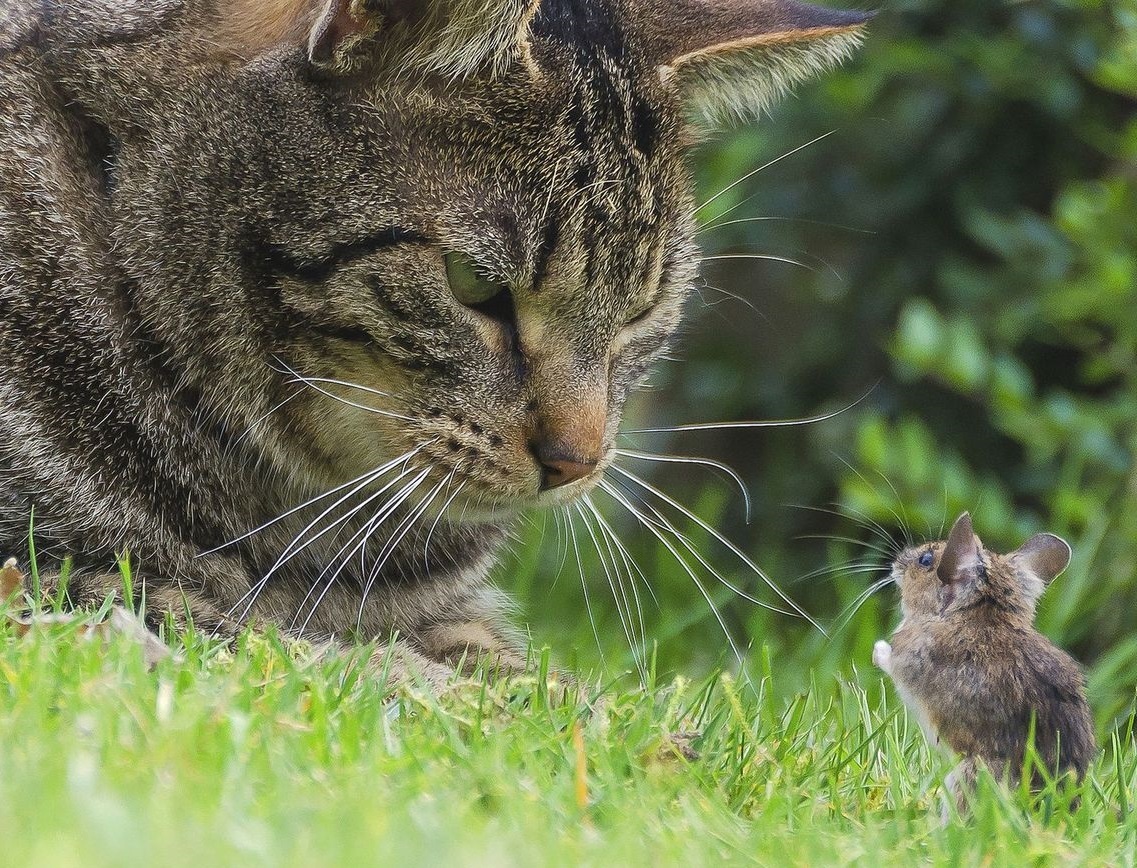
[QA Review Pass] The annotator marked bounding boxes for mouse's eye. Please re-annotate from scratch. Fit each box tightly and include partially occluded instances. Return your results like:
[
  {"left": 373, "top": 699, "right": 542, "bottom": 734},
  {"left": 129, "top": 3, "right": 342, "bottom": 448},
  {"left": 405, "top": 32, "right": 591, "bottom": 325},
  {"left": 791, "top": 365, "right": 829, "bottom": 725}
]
[{"left": 918, "top": 551, "right": 935, "bottom": 568}]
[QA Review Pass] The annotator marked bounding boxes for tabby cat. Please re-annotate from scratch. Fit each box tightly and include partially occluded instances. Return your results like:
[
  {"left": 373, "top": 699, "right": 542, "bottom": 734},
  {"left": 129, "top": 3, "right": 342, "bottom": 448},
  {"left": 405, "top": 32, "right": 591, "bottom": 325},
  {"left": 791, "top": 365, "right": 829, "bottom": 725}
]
[{"left": 0, "top": 0, "right": 868, "bottom": 683}]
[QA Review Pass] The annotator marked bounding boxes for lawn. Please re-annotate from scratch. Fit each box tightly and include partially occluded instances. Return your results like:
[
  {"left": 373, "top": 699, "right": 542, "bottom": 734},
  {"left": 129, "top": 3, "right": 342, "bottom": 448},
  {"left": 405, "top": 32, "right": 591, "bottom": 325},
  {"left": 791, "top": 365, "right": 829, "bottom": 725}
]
[{"left": 1, "top": 607, "right": 1134, "bottom": 867}]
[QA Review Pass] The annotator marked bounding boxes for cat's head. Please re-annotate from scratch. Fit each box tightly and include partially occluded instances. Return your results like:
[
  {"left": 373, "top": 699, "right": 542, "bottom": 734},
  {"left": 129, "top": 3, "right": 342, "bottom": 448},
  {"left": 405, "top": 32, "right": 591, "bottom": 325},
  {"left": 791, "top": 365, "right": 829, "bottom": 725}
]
[{"left": 85, "top": 0, "right": 868, "bottom": 518}]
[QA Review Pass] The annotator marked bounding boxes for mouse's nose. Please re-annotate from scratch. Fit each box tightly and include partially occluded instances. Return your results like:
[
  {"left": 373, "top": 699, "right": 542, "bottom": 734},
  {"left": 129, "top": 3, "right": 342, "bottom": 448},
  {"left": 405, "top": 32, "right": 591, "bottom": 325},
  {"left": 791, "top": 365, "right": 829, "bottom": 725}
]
[{"left": 531, "top": 442, "right": 598, "bottom": 491}]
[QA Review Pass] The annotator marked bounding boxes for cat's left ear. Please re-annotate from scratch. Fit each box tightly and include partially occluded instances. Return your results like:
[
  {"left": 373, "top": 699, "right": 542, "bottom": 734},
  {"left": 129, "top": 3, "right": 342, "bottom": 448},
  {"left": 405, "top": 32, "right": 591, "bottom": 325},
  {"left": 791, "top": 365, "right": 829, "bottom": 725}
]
[
  {"left": 308, "top": 0, "right": 540, "bottom": 76},
  {"left": 630, "top": 0, "right": 872, "bottom": 126}
]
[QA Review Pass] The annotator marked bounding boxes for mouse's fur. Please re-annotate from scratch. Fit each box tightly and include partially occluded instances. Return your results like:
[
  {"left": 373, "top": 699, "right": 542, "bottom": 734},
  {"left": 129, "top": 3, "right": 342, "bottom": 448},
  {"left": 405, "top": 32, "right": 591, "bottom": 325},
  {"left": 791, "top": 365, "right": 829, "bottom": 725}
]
[{"left": 873, "top": 512, "right": 1095, "bottom": 814}]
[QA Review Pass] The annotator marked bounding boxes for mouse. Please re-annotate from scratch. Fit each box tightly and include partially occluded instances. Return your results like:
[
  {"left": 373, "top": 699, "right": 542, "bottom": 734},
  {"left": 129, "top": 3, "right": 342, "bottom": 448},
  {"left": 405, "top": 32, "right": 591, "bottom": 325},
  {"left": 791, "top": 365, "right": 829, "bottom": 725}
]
[{"left": 872, "top": 512, "right": 1095, "bottom": 814}]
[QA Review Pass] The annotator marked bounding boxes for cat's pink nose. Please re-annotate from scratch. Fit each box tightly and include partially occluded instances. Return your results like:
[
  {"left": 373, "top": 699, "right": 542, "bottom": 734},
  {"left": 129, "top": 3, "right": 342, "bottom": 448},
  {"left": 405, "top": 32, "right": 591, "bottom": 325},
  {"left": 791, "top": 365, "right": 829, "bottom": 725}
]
[{"left": 532, "top": 443, "right": 598, "bottom": 490}]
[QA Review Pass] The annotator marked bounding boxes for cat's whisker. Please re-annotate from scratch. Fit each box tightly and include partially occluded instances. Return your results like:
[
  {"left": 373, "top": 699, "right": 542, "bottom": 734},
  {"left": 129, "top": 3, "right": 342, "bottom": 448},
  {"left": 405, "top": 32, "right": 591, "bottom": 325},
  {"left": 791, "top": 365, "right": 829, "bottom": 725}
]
[
  {"left": 357, "top": 473, "right": 451, "bottom": 629},
  {"left": 241, "top": 460, "right": 425, "bottom": 627},
  {"left": 696, "top": 215, "right": 876, "bottom": 237},
  {"left": 583, "top": 493, "right": 659, "bottom": 609},
  {"left": 293, "top": 467, "right": 432, "bottom": 634},
  {"left": 423, "top": 471, "right": 466, "bottom": 564},
  {"left": 623, "top": 388, "right": 873, "bottom": 435},
  {"left": 600, "top": 476, "right": 796, "bottom": 617},
  {"left": 584, "top": 494, "right": 652, "bottom": 677},
  {"left": 692, "top": 129, "right": 836, "bottom": 219},
  {"left": 203, "top": 445, "right": 421, "bottom": 556},
  {"left": 691, "top": 281, "right": 763, "bottom": 316},
  {"left": 565, "top": 505, "right": 607, "bottom": 672},
  {"left": 231, "top": 387, "right": 305, "bottom": 449},
  {"left": 574, "top": 501, "right": 644, "bottom": 679},
  {"left": 608, "top": 465, "right": 825, "bottom": 634},
  {"left": 613, "top": 448, "right": 752, "bottom": 522},
  {"left": 700, "top": 252, "right": 816, "bottom": 273},
  {"left": 597, "top": 478, "right": 745, "bottom": 667},
  {"left": 272, "top": 358, "right": 415, "bottom": 422},
  {"left": 262, "top": 447, "right": 428, "bottom": 580}
]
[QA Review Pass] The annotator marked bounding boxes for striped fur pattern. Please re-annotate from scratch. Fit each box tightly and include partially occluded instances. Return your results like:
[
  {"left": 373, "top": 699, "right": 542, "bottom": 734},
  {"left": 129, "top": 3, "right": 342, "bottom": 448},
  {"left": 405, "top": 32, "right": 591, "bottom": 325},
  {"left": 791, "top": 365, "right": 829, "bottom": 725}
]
[{"left": 0, "top": 0, "right": 866, "bottom": 683}]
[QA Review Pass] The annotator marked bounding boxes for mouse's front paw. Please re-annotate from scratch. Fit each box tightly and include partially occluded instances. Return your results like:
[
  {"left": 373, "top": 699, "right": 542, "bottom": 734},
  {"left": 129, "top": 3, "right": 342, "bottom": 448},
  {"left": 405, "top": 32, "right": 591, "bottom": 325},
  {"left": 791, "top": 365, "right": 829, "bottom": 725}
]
[{"left": 872, "top": 639, "right": 892, "bottom": 672}]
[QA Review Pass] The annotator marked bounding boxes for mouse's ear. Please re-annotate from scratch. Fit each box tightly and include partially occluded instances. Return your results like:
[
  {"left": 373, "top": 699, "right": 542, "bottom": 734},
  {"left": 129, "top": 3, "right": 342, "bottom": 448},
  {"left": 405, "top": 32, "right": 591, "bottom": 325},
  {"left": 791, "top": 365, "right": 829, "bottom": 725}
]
[
  {"left": 1011, "top": 533, "right": 1072, "bottom": 586},
  {"left": 937, "top": 512, "right": 984, "bottom": 585}
]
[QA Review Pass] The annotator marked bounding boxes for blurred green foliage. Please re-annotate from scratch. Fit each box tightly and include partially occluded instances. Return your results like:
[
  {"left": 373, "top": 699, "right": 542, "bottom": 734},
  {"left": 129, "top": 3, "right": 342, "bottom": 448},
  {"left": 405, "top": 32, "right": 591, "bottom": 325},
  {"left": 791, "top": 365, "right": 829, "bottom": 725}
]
[{"left": 504, "top": 0, "right": 1137, "bottom": 726}]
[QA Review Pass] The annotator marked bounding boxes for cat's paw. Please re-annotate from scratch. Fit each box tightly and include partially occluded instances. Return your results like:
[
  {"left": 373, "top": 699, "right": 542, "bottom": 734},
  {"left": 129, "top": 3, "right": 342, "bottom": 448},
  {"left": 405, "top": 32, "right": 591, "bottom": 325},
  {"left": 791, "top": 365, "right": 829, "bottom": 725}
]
[{"left": 872, "top": 639, "right": 893, "bottom": 672}]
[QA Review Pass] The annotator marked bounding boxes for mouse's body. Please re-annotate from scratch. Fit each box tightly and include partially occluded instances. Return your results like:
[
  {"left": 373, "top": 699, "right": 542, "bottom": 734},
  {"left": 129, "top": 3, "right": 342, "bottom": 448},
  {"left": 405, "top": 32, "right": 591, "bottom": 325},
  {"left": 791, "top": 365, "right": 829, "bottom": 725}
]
[{"left": 873, "top": 513, "right": 1095, "bottom": 812}]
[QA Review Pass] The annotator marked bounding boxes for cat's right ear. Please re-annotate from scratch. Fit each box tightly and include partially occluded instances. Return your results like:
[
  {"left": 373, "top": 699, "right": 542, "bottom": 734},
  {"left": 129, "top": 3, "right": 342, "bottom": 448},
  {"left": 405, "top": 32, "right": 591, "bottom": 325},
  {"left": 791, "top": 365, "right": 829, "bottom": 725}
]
[
  {"left": 307, "top": 0, "right": 539, "bottom": 76},
  {"left": 631, "top": 0, "right": 872, "bottom": 127}
]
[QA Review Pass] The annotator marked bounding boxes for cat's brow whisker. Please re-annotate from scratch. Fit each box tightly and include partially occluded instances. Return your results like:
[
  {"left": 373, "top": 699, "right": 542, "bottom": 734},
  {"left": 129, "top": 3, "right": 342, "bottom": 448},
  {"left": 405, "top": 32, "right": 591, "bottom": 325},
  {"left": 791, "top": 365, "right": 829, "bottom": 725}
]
[
  {"left": 692, "top": 129, "right": 836, "bottom": 218},
  {"left": 597, "top": 478, "right": 745, "bottom": 667},
  {"left": 692, "top": 281, "right": 763, "bottom": 316},
  {"left": 700, "top": 252, "right": 816, "bottom": 273},
  {"left": 623, "top": 387, "right": 874, "bottom": 435},
  {"left": 613, "top": 448, "right": 752, "bottom": 523},
  {"left": 608, "top": 465, "right": 825, "bottom": 635}
]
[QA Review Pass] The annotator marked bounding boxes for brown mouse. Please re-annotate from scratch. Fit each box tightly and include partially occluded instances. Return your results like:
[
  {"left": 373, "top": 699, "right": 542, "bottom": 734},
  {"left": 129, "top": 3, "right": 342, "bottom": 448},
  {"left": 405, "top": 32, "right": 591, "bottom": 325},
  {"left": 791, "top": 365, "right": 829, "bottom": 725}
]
[{"left": 872, "top": 512, "right": 1095, "bottom": 813}]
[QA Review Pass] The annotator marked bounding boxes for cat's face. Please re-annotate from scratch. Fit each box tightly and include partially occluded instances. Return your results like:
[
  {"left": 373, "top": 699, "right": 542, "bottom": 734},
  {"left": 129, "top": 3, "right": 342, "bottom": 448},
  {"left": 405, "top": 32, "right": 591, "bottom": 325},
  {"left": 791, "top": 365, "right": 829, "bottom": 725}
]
[
  {"left": 249, "top": 55, "right": 695, "bottom": 514},
  {"left": 109, "top": 0, "right": 867, "bottom": 522}
]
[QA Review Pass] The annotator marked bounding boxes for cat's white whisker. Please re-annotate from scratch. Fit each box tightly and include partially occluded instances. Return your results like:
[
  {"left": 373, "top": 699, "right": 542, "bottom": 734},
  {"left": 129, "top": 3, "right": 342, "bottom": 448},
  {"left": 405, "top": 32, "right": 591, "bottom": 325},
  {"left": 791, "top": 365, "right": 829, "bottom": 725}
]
[
  {"left": 565, "top": 506, "right": 607, "bottom": 672},
  {"left": 423, "top": 471, "right": 466, "bottom": 564},
  {"left": 613, "top": 448, "right": 752, "bottom": 523},
  {"left": 356, "top": 473, "right": 451, "bottom": 628},
  {"left": 608, "top": 465, "right": 825, "bottom": 635},
  {"left": 263, "top": 447, "right": 428, "bottom": 578},
  {"left": 597, "top": 478, "right": 745, "bottom": 667},
  {"left": 700, "top": 252, "right": 815, "bottom": 273},
  {"left": 582, "top": 494, "right": 652, "bottom": 674},
  {"left": 600, "top": 476, "right": 796, "bottom": 617},
  {"left": 623, "top": 388, "right": 873, "bottom": 434},
  {"left": 692, "top": 130, "right": 837, "bottom": 219},
  {"left": 574, "top": 501, "right": 643, "bottom": 678},
  {"left": 293, "top": 467, "right": 432, "bottom": 633}
]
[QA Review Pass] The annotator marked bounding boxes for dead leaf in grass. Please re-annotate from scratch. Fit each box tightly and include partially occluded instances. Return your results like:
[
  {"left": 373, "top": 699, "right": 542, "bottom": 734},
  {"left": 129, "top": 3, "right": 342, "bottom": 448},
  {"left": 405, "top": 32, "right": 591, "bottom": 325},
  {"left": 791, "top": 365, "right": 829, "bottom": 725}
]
[{"left": 1, "top": 558, "right": 24, "bottom": 602}]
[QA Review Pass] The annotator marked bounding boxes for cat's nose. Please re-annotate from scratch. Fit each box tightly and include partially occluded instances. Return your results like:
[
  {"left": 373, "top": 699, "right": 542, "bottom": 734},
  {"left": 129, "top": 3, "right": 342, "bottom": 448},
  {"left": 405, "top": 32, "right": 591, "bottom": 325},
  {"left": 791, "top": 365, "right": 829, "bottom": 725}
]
[{"left": 531, "top": 442, "right": 598, "bottom": 490}]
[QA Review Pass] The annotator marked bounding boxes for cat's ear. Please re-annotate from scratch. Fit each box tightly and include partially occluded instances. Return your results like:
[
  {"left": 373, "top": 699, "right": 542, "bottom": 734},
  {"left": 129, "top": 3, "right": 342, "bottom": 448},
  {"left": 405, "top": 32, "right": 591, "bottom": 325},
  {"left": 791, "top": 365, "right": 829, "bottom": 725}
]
[
  {"left": 630, "top": 0, "right": 872, "bottom": 126},
  {"left": 307, "top": 0, "right": 540, "bottom": 76},
  {"left": 937, "top": 512, "right": 984, "bottom": 587}
]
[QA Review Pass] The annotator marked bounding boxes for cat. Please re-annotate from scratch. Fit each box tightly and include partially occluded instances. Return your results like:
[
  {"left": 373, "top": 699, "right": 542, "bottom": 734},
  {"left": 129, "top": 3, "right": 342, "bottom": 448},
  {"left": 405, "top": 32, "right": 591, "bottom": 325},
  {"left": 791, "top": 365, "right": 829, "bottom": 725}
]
[{"left": 0, "top": 0, "right": 868, "bottom": 684}]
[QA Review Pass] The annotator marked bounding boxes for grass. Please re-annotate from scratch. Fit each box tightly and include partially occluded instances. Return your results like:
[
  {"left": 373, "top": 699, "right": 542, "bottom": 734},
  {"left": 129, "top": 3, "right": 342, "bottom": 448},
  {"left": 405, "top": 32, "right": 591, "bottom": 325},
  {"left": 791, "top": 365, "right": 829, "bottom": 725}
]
[{"left": 1, "top": 606, "right": 1135, "bottom": 867}]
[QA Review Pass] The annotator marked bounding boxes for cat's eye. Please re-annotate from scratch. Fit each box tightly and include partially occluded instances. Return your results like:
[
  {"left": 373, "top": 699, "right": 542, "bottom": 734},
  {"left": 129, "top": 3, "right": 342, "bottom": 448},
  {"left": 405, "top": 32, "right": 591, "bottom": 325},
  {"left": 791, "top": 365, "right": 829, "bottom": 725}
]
[
  {"left": 444, "top": 252, "right": 506, "bottom": 307},
  {"left": 918, "top": 551, "right": 935, "bottom": 568}
]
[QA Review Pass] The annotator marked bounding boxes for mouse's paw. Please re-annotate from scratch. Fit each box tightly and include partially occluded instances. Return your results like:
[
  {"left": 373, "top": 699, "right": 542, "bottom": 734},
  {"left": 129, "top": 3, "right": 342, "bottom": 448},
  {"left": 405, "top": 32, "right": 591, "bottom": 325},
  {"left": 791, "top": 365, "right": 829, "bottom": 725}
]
[{"left": 872, "top": 639, "right": 892, "bottom": 672}]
